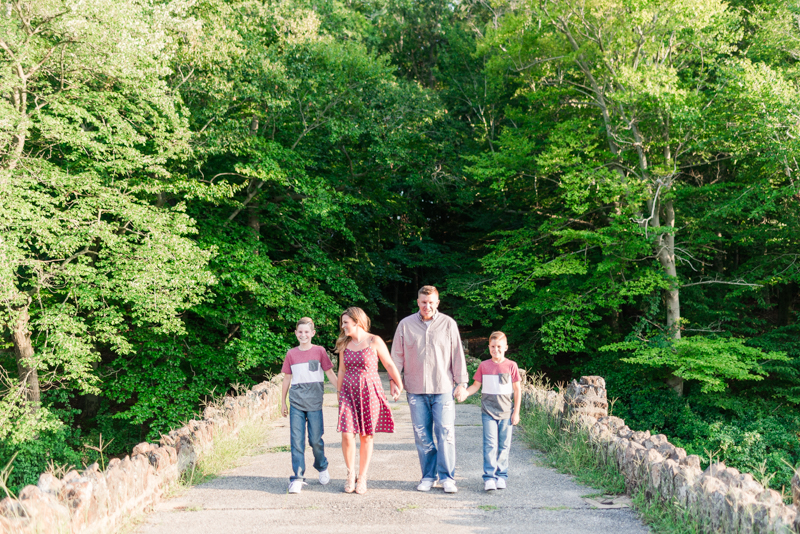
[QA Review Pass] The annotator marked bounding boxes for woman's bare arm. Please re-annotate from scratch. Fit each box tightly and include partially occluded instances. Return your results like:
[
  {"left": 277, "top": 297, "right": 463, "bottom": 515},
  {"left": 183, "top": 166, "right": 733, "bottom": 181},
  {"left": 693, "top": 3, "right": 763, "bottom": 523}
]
[{"left": 373, "top": 337, "right": 403, "bottom": 390}]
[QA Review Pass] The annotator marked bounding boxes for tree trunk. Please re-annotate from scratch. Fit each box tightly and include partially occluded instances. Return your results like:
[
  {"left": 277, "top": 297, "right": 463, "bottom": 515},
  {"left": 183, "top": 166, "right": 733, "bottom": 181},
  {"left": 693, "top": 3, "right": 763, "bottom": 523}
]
[
  {"left": 11, "top": 306, "right": 41, "bottom": 408},
  {"left": 247, "top": 205, "right": 260, "bottom": 237},
  {"left": 656, "top": 200, "right": 683, "bottom": 396}
]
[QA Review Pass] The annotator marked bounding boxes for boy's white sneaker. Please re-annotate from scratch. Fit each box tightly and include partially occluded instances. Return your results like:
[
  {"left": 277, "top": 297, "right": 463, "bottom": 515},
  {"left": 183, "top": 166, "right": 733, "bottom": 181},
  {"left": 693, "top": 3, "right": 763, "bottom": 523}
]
[
  {"left": 319, "top": 469, "right": 330, "bottom": 485},
  {"left": 496, "top": 478, "right": 506, "bottom": 489},
  {"left": 417, "top": 479, "right": 434, "bottom": 492},
  {"left": 484, "top": 479, "right": 497, "bottom": 491},
  {"left": 287, "top": 480, "right": 306, "bottom": 494},
  {"left": 442, "top": 480, "right": 458, "bottom": 493}
]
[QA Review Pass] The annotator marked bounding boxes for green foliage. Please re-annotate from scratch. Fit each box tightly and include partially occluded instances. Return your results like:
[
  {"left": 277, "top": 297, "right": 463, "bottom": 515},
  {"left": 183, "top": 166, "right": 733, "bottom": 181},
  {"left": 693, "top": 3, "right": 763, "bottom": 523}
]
[
  {"left": 604, "top": 336, "right": 790, "bottom": 393},
  {"left": 2, "top": 0, "right": 800, "bottom": 509}
]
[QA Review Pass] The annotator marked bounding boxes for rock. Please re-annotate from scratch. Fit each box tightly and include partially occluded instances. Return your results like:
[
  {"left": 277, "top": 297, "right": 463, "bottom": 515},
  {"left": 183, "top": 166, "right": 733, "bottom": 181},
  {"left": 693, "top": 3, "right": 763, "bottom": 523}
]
[
  {"left": 61, "top": 476, "right": 97, "bottom": 531},
  {"left": 62, "top": 469, "right": 81, "bottom": 485},
  {"left": 675, "top": 465, "right": 702, "bottom": 506},
  {"left": 17, "top": 486, "right": 71, "bottom": 533},
  {"left": 36, "top": 473, "right": 63, "bottom": 497},
  {"left": 792, "top": 472, "right": 799, "bottom": 508},
  {"left": 596, "top": 415, "right": 625, "bottom": 432},
  {"left": 680, "top": 455, "right": 701, "bottom": 470},
  {"left": 132, "top": 442, "right": 154, "bottom": 456},
  {"left": 757, "top": 488, "right": 783, "bottom": 508},
  {"left": 697, "top": 476, "right": 728, "bottom": 530}
]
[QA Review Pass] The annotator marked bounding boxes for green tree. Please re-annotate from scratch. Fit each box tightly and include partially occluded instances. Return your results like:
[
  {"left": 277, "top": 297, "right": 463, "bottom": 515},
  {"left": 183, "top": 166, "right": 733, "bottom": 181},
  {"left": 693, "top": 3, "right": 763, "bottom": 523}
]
[{"left": 0, "top": 0, "right": 212, "bottom": 438}]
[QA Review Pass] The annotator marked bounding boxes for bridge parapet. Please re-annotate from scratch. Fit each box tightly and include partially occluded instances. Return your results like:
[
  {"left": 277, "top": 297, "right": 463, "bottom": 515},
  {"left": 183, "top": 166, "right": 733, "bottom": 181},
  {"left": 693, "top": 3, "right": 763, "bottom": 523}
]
[
  {"left": 0, "top": 375, "right": 284, "bottom": 534},
  {"left": 521, "top": 375, "right": 800, "bottom": 533}
]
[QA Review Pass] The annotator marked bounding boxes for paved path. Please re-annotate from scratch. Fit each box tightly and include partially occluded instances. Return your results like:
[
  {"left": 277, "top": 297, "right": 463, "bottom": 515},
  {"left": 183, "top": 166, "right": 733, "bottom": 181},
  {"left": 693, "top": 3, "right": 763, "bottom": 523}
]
[{"left": 138, "top": 376, "right": 648, "bottom": 534}]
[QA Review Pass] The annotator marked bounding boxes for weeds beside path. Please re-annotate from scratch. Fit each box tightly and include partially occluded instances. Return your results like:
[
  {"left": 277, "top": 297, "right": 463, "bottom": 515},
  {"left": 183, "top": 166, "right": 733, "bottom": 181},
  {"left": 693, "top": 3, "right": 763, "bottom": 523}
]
[{"left": 519, "top": 405, "right": 702, "bottom": 534}]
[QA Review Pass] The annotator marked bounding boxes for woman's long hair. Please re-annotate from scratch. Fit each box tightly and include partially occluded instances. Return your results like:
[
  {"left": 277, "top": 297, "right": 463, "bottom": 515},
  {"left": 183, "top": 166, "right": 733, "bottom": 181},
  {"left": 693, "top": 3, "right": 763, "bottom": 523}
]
[{"left": 334, "top": 307, "right": 371, "bottom": 354}]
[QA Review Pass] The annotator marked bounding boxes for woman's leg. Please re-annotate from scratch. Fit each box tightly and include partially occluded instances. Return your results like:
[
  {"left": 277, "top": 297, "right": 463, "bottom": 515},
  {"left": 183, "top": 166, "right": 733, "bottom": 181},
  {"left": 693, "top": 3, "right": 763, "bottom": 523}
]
[
  {"left": 342, "top": 432, "right": 356, "bottom": 492},
  {"left": 356, "top": 433, "right": 374, "bottom": 494}
]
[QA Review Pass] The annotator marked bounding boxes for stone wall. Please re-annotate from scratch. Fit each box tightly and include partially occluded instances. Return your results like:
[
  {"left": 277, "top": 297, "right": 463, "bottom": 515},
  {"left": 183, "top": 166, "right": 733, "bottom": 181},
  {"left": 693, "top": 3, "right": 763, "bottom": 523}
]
[
  {"left": 0, "top": 376, "right": 283, "bottom": 534},
  {"left": 522, "top": 376, "right": 800, "bottom": 534}
]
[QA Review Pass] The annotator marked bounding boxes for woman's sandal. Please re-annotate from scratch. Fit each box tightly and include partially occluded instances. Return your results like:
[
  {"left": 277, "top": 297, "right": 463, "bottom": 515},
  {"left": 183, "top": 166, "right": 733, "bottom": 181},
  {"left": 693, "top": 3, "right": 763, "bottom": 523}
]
[
  {"left": 355, "top": 474, "right": 368, "bottom": 495},
  {"left": 344, "top": 469, "right": 356, "bottom": 493}
]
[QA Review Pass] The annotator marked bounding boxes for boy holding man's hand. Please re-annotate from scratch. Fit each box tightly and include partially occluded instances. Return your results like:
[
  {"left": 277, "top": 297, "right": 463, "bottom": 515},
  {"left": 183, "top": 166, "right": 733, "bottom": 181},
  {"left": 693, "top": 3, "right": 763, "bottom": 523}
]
[{"left": 462, "top": 331, "right": 521, "bottom": 492}]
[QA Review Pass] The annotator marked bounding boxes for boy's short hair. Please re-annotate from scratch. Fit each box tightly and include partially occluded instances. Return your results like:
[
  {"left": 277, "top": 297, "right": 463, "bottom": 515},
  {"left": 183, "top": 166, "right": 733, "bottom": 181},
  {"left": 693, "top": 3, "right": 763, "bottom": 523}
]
[
  {"left": 489, "top": 331, "right": 507, "bottom": 343},
  {"left": 296, "top": 317, "right": 315, "bottom": 330},
  {"left": 418, "top": 285, "right": 439, "bottom": 297}
]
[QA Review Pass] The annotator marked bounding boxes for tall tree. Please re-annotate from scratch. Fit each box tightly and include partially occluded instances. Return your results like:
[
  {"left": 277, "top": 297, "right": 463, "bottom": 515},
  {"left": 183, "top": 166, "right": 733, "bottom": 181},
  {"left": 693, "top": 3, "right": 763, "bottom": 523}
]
[{"left": 0, "top": 0, "right": 212, "bottom": 435}]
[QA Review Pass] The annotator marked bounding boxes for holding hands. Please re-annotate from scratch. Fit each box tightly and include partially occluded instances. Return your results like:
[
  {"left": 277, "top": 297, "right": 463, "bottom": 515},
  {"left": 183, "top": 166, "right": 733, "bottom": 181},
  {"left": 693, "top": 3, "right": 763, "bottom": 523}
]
[{"left": 390, "top": 380, "right": 403, "bottom": 401}]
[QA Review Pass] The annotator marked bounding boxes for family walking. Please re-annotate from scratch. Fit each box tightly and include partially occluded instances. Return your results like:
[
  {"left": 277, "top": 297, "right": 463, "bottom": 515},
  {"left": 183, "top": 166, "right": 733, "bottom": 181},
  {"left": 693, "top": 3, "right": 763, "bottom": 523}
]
[{"left": 279, "top": 285, "right": 522, "bottom": 495}]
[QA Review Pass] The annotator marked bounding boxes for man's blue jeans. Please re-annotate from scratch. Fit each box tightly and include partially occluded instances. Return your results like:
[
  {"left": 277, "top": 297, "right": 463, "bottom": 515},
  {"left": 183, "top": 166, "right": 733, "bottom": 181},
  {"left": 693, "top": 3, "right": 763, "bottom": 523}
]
[
  {"left": 289, "top": 406, "right": 327, "bottom": 481},
  {"left": 407, "top": 392, "right": 457, "bottom": 483},
  {"left": 482, "top": 412, "right": 513, "bottom": 481}
]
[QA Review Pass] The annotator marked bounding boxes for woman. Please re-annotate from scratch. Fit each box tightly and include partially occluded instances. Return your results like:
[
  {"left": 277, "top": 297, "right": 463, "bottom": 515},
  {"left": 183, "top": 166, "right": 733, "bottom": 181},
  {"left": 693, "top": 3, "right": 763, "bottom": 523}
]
[{"left": 335, "top": 307, "right": 403, "bottom": 494}]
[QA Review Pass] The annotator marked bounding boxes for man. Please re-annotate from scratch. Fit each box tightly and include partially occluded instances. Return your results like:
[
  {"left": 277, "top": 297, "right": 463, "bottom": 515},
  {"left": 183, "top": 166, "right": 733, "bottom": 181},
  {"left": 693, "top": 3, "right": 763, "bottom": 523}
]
[{"left": 390, "top": 285, "right": 468, "bottom": 493}]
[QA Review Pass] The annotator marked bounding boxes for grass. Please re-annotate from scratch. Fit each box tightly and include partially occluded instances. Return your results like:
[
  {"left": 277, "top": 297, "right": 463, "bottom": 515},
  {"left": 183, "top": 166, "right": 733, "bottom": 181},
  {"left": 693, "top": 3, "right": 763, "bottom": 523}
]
[
  {"left": 461, "top": 394, "right": 482, "bottom": 406},
  {"left": 266, "top": 445, "right": 290, "bottom": 453},
  {"left": 631, "top": 488, "right": 701, "bottom": 534},
  {"left": 518, "top": 408, "right": 625, "bottom": 495},
  {"left": 518, "top": 399, "right": 706, "bottom": 534},
  {"left": 181, "top": 416, "right": 272, "bottom": 488},
  {"left": 477, "top": 504, "right": 498, "bottom": 511},
  {"left": 397, "top": 504, "right": 419, "bottom": 512}
]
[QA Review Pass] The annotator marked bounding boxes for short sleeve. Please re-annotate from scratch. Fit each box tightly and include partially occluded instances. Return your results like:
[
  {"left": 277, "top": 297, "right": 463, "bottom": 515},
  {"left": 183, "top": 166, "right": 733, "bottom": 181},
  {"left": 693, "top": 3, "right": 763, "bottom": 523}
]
[
  {"left": 510, "top": 362, "right": 521, "bottom": 383},
  {"left": 281, "top": 351, "right": 292, "bottom": 374},
  {"left": 473, "top": 362, "right": 484, "bottom": 383},
  {"left": 319, "top": 347, "right": 333, "bottom": 371}
]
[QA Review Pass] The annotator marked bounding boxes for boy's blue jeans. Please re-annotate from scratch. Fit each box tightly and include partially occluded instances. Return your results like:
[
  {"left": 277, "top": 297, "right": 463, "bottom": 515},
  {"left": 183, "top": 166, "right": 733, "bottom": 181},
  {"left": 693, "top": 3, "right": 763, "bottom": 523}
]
[
  {"left": 482, "top": 412, "right": 513, "bottom": 481},
  {"left": 407, "top": 392, "right": 457, "bottom": 483},
  {"left": 289, "top": 406, "right": 327, "bottom": 481}
]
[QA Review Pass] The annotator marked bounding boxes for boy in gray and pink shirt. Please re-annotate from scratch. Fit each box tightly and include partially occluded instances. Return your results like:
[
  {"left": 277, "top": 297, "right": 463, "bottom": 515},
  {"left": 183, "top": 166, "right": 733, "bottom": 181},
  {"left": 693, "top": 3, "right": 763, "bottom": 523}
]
[
  {"left": 280, "top": 317, "right": 338, "bottom": 494},
  {"left": 463, "top": 331, "right": 522, "bottom": 492}
]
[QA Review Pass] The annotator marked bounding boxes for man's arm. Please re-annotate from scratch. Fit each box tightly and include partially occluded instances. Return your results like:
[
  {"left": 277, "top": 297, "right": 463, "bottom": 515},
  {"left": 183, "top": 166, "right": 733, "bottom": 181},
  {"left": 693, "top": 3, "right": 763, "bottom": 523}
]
[{"left": 451, "top": 321, "right": 468, "bottom": 400}]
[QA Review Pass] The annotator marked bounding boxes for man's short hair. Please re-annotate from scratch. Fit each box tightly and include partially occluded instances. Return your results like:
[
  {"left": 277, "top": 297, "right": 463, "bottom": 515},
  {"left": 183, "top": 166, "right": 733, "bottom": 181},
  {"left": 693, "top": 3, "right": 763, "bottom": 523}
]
[
  {"left": 296, "top": 317, "right": 315, "bottom": 329},
  {"left": 418, "top": 285, "right": 439, "bottom": 297},
  {"left": 489, "top": 331, "right": 507, "bottom": 343}
]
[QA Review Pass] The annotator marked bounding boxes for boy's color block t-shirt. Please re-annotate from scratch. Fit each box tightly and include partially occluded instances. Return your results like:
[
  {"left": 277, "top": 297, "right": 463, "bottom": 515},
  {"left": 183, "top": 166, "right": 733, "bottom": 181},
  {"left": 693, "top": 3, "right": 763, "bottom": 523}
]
[
  {"left": 474, "top": 358, "right": 521, "bottom": 420},
  {"left": 281, "top": 346, "right": 333, "bottom": 412}
]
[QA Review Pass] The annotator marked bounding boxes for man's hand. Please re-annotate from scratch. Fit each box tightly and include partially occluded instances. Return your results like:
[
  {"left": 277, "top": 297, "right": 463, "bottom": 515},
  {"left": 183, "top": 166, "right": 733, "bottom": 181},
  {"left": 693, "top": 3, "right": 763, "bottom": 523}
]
[
  {"left": 511, "top": 413, "right": 520, "bottom": 426},
  {"left": 390, "top": 380, "right": 402, "bottom": 401},
  {"left": 454, "top": 384, "right": 467, "bottom": 403},
  {"left": 281, "top": 403, "right": 288, "bottom": 417}
]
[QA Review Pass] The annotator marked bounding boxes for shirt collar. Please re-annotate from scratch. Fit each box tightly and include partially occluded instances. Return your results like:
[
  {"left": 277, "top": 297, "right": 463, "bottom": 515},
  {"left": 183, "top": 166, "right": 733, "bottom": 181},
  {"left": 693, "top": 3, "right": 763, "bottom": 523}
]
[{"left": 417, "top": 311, "right": 438, "bottom": 323}]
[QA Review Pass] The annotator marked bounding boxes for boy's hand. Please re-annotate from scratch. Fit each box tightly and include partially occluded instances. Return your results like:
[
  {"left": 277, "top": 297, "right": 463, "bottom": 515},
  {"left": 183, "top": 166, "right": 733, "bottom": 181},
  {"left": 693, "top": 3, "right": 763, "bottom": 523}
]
[
  {"left": 281, "top": 403, "right": 288, "bottom": 417},
  {"left": 511, "top": 413, "right": 520, "bottom": 426}
]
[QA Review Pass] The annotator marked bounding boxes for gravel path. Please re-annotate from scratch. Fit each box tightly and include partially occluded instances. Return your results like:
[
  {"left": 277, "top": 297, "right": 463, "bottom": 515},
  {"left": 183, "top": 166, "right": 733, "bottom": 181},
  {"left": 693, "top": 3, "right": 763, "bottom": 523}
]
[{"left": 137, "top": 375, "right": 649, "bottom": 534}]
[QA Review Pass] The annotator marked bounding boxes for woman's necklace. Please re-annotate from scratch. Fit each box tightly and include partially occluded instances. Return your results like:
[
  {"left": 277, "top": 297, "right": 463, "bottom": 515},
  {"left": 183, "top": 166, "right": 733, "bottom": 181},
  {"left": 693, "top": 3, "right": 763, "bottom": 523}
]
[{"left": 351, "top": 335, "right": 368, "bottom": 348}]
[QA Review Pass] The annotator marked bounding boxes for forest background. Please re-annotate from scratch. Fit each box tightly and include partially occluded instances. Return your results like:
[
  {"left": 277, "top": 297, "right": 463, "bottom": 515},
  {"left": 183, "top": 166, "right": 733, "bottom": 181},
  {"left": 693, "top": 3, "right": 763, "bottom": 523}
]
[{"left": 2, "top": 0, "right": 799, "bottom": 500}]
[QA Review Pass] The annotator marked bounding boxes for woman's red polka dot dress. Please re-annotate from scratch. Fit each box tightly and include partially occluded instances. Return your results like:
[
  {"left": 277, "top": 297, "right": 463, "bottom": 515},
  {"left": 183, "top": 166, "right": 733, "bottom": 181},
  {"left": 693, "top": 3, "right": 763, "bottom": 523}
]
[{"left": 337, "top": 346, "right": 394, "bottom": 435}]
